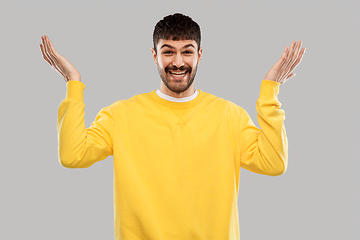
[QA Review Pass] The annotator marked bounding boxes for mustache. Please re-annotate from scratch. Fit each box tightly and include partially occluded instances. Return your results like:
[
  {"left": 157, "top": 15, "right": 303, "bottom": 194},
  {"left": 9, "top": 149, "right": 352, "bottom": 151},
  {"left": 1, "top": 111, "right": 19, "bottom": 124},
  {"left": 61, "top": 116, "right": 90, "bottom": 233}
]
[{"left": 165, "top": 65, "right": 192, "bottom": 72}]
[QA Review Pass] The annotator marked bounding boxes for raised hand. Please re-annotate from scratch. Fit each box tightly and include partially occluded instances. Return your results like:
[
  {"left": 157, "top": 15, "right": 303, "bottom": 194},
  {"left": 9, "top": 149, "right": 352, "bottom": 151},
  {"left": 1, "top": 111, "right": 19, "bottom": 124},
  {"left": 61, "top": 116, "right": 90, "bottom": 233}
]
[
  {"left": 39, "top": 35, "right": 81, "bottom": 82},
  {"left": 264, "top": 41, "right": 306, "bottom": 85}
]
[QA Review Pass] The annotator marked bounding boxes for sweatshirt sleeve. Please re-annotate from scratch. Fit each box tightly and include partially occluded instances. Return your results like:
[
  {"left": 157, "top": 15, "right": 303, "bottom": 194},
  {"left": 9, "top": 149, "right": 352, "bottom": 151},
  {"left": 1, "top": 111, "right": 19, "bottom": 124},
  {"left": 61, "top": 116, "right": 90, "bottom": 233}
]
[
  {"left": 57, "top": 81, "right": 113, "bottom": 168},
  {"left": 235, "top": 80, "right": 288, "bottom": 176}
]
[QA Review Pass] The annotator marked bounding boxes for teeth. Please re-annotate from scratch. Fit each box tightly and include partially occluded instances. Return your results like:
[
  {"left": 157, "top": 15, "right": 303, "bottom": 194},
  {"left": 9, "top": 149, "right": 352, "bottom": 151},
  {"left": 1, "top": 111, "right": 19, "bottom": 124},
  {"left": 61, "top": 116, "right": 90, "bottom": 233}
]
[{"left": 170, "top": 71, "right": 186, "bottom": 75}]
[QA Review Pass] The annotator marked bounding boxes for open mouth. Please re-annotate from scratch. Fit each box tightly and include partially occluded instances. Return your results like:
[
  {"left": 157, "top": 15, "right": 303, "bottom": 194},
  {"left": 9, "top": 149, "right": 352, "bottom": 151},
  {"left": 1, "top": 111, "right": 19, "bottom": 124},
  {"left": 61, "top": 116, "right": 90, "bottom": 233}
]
[{"left": 169, "top": 70, "right": 188, "bottom": 78}]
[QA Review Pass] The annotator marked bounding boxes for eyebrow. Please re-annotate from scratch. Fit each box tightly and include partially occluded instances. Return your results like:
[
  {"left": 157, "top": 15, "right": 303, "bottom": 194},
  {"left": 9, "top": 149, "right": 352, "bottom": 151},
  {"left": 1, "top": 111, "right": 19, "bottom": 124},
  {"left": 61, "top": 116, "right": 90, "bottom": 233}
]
[{"left": 160, "top": 44, "right": 196, "bottom": 50}]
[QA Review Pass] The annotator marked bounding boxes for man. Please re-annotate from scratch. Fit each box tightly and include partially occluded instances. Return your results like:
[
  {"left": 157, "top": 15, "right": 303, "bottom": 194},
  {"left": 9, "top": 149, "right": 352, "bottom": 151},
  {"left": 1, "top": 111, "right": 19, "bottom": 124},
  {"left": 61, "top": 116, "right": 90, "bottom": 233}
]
[{"left": 40, "top": 13, "right": 305, "bottom": 240}]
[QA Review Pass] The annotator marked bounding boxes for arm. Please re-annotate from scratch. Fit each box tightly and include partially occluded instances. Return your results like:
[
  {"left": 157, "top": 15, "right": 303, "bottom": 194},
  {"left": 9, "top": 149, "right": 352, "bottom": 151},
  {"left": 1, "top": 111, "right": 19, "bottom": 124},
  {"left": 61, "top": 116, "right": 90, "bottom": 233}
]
[
  {"left": 237, "top": 80, "right": 287, "bottom": 176},
  {"left": 40, "top": 35, "right": 113, "bottom": 168},
  {"left": 57, "top": 81, "right": 113, "bottom": 168},
  {"left": 237, "top": 41, "right": 306, "bottom": 176}
]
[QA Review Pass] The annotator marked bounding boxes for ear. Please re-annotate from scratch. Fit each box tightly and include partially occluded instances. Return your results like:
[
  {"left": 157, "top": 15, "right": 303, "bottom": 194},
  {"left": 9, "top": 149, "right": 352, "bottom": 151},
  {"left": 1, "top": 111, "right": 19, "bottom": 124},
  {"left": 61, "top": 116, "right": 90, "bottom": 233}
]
[
  {"left": 197, "top": 47, "right": 203, "bottom": 65},
  {"left": 151, "top": 48, "right": 158, "bottom": 65}
]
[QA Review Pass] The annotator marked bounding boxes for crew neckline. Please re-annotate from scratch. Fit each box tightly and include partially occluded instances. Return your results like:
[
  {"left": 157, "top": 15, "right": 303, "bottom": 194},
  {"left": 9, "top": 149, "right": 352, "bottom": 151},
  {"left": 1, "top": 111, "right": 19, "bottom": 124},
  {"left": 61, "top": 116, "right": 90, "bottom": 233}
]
[
  {"left": 155, "top": 89, "right": 199, "bottom": 102},
  {"left": 150, "top": 89, "right": 204, "bottom": 109}
]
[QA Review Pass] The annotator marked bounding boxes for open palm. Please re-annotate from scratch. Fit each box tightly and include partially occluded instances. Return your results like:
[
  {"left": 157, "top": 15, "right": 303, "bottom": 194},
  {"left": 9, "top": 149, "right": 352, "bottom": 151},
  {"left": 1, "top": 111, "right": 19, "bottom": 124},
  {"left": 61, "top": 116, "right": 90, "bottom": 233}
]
[
  {"left": 39, "top": 35, "right": 81, "bottom": 82},
  {"left": 264, "top": 41, "right": 306, "bottom": 85}
]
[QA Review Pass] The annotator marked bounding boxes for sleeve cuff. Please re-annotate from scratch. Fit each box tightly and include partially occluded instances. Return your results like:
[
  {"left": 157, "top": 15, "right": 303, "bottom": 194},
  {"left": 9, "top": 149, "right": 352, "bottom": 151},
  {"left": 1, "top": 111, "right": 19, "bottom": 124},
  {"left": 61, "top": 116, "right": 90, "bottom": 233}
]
[
  {"left": 65, "top": 80, "right": 85, "bottom": 102},
  {"left": 259, "top": 79, "right": 280, "bottom": 100}
]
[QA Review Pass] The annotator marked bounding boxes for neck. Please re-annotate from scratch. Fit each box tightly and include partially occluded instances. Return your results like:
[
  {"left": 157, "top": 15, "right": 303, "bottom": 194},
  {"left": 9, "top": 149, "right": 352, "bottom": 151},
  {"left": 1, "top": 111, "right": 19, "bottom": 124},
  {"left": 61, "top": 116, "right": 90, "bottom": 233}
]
[{"left": 159, "top": 84, "right": 196, "bottom": 98}]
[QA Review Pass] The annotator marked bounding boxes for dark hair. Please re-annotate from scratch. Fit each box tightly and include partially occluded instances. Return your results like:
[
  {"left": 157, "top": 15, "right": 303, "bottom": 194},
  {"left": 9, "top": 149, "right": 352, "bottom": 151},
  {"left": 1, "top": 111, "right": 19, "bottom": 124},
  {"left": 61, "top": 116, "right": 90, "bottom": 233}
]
[{"left": 153, "top": 13, "right": 201, "bottom": 54}]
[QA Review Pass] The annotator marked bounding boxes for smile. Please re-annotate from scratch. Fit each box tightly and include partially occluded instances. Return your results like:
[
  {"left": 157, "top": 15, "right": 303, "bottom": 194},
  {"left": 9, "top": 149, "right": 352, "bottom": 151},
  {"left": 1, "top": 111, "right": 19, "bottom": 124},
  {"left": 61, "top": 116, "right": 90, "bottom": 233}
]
[{"left": 169, "top": 71, "right": 187, "bottom": 76}]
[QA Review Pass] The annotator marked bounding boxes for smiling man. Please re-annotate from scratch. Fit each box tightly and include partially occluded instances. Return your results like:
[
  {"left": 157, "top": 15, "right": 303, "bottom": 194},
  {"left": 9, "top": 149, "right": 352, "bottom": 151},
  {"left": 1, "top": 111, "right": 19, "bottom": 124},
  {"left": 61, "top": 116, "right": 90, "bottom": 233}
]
[
  {"left": 40, "top": 13, "right": 305, "bottom": 240},
  {"left": 154, "top": 39, "right": 200, "bottom": 96}
]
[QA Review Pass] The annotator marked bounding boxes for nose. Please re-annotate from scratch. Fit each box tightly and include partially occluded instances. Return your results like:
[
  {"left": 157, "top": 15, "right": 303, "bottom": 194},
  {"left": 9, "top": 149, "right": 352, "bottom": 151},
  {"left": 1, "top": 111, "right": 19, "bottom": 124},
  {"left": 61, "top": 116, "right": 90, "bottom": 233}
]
[{"left": 172, "top": 53, "right": 184, "bottom": 68}]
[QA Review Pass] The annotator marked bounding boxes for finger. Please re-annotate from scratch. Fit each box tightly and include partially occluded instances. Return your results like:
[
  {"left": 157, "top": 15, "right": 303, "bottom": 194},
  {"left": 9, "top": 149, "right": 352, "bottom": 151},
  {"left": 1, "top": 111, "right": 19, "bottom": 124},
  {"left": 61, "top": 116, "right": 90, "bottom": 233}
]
[
  {"left": 287, "top": 41, "right": 297, "bottom": 61},
  {"left": 278, "top": 46, "right": 288, "bottom": 63},
  {"left": 39, "top": 43, "right": 52, "bottom": 66},
  {"left": 286, "top": 41, "right": 297, "bottom": 66},
  {"left": 294, "top": 47, "right": 306, "bottom": 66},
  {"left": 41, "top": 42, "right": 60, "bottom": 76},
  {"left": 42, "top": 43, "right": 67, "bottom": 79},
  {"left": 46, "top": 36, "right": 58, "bottom": 54},
  {"left": 287, "top": 47, "right": 306, "bottom": 76},
  {"left": 279, "top": 46, "right": 289, "bottom": 69},
  {"left": 286, "top": 41, "right": 296, "bottom": 66},
  {"left": 41, "top": 36, "right": 67, "bottom": 79},
  {"left": 286, "top": 72, "right": 295, "bottom": 79},
  {"left": 44, "top": 36, "right": 67, "bottom": 78},
  {"left": 41, "top": 43, "right": 67, "bottom": 80},
  {"left": 281, "top": 78, "right": 289, "bottom": 85},
  {"left": 45, "top": 36, "right": 67, "bottom": 75},
  {"left": 40, "top": 37, "right": 50, "bottom": 63},
  {"left": 44, "top": 35, "right": 61, "bottom": 65},
  {"left": 282, "top": 42, "right": 295, "bottom": 67},
  {"left": 280, "top": 41, "right": 302, "bottom": 80},
  {"left": 293, "top": 41, "right": 302, "bottom": 57},
  {"left": 280, "top": 72, "right": 295, "bottom": 85},
  {"left": 289, "top": 41, "right": 302, "bottom": 67},
  {"left": 42, "top": 36, "right": 56, "bottom": 67},
  {"left": 278, "top": 41, "right": 296, "bottom": 80},
  {"left": 272, "top": 46, "right": 288, "bottom": 77}
]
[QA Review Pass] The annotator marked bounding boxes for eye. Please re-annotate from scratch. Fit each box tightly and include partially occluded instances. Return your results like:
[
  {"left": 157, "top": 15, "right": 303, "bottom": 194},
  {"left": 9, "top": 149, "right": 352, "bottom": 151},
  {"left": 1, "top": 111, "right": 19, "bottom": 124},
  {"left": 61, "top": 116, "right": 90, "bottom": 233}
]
[
  {"left": 163, "top": 51, "right": 173, "bottom": 54},
  {"left": 184, "top": 51, "right": 193, "bottom": 54}
]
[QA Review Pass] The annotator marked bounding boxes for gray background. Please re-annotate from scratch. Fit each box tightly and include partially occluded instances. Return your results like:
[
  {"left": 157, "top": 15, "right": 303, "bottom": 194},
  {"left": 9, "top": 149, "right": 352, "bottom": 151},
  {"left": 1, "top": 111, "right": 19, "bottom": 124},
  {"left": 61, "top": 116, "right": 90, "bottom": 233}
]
[{"left": 0, "top": 0, "right": 358, "bottom": 239}]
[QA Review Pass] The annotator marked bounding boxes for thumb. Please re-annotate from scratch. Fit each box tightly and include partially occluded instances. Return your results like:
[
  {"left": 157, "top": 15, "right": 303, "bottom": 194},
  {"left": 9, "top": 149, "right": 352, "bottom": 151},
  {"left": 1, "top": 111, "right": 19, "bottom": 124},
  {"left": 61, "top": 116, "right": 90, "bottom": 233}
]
[{"left": 280, "top": 73, "right": 296, "bottom": 84}]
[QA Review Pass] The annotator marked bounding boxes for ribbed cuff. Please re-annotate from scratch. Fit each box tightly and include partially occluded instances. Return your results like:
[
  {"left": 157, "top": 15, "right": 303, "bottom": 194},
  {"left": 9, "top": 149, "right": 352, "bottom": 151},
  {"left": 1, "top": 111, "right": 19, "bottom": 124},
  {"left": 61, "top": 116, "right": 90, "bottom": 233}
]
[
  {"left": 65, "top": 80, "right": 85, "bottom": 102},
  {"left": 259, "top": 80, "right": 280, "bottom": 100}
]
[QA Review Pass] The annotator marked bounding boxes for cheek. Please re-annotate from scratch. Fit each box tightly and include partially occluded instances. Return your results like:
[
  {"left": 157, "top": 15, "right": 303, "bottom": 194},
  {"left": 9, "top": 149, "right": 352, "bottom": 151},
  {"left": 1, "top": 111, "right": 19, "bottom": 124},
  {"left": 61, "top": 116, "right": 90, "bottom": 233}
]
[
  {"left": 157, "top": 58, "right": 169, "bottom": 70},
  {"left": 190, "top": 60, "right": 198, "bottom": 69},
  {"left": 188, "top": 57, "right": 198, "bottom": 68}
]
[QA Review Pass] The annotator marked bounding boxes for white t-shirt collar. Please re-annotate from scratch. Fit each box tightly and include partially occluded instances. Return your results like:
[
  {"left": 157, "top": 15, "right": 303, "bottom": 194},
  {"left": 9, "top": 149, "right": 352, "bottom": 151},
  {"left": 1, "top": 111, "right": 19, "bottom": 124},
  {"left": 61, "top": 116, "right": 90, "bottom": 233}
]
[{"left": 155, "top": 89, "right": 199, "bottom": 102}]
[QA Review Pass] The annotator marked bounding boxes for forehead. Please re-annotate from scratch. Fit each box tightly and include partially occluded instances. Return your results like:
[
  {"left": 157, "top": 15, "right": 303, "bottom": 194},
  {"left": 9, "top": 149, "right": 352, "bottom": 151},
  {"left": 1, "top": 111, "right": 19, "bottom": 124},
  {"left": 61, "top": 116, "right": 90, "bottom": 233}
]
[{"left": 157, "top": 39, "right": 198, "bottom": 51}]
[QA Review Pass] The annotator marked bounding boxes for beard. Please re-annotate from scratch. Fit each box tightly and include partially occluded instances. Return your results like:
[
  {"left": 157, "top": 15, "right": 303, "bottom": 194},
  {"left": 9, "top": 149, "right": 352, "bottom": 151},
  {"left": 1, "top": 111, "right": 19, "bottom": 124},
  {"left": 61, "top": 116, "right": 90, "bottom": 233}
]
[{"left": 157, "top": 62, "right": 198, "bottom": 94}]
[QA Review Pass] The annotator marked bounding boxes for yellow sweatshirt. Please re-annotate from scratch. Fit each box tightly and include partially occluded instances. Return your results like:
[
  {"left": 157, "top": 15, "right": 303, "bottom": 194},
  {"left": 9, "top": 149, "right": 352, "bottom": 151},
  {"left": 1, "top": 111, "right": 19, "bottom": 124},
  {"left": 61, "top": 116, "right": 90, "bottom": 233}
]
[{"left": 57, "top": 79, "right": 288, "bottom": 240}]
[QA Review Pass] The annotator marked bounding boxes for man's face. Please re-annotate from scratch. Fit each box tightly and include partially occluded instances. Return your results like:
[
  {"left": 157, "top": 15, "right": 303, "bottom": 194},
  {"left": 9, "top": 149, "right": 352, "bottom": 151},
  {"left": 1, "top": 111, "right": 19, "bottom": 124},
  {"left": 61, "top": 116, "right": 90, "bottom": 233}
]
[{"left": 151, "top": 39, "right": 202, "bottom": 94}]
